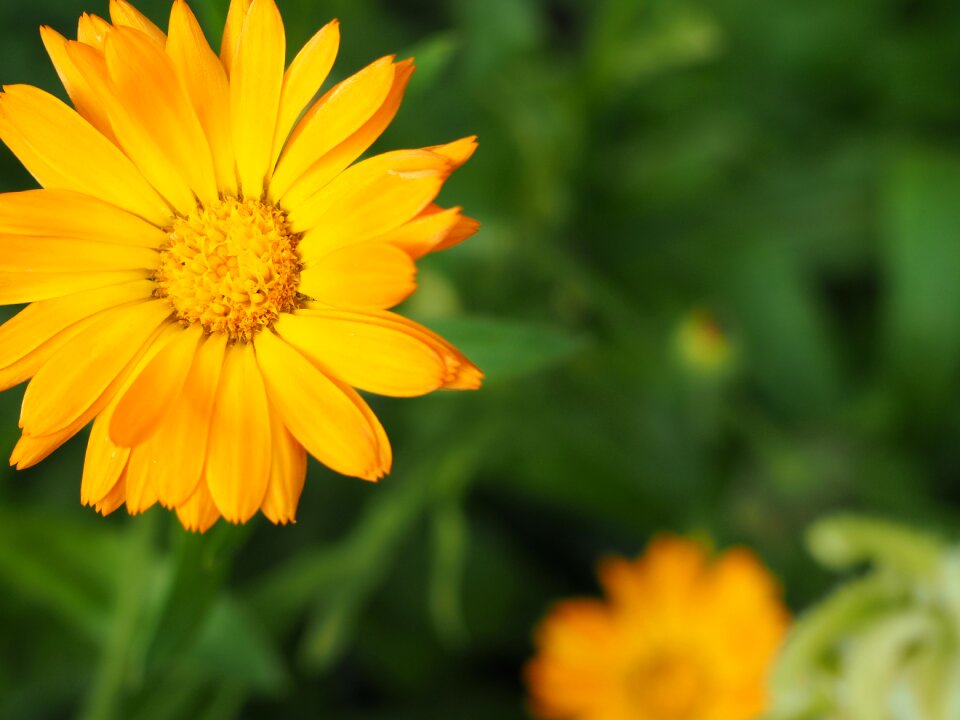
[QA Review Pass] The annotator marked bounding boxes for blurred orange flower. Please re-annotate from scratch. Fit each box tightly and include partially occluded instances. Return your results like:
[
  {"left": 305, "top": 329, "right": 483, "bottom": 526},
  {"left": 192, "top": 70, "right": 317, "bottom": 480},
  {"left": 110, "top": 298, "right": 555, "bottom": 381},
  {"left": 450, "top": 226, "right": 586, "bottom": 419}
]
[{"left": 526, "top": 537, "right": 789, "bottom": 720}]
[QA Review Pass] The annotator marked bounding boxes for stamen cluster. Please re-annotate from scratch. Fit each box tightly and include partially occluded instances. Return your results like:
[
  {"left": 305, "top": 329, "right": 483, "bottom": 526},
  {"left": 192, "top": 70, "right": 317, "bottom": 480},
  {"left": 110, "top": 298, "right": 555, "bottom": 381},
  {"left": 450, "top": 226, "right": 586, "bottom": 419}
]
[{"left": 155, "top": 197, "right": 302, "bottom": 341}]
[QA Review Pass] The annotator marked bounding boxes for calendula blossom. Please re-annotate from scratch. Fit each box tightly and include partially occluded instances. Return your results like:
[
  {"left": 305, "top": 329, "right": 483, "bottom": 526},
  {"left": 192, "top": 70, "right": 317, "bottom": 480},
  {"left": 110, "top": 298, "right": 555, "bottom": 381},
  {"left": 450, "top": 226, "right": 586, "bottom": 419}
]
[
  {"left": 0, "top": 0, "right": 481, "bottom": 531},
  {"left": 526, "top": 537, "right": 789, "bottom": 720}
]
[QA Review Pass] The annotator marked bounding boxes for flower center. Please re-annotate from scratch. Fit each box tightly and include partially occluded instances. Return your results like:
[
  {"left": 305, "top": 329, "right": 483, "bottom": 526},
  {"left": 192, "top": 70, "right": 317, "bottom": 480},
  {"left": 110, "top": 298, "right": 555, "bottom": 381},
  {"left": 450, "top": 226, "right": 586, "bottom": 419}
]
[
  {"left": 625, "top": 650, "right": 708, "bottom": 720},
  {"left": 155, "top": 197, "right": 302, "bottom": 341}
]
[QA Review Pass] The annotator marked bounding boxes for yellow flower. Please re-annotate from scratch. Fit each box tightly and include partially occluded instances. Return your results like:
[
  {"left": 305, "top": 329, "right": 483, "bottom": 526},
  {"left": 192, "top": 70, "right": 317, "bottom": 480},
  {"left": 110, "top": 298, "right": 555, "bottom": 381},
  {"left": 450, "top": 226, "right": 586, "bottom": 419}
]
[
  {"left": 526, "top": 537, "right": 789, "bottom": 720},
  {"left": 0, "top": 0, "right": 482, "bottom": 531}
]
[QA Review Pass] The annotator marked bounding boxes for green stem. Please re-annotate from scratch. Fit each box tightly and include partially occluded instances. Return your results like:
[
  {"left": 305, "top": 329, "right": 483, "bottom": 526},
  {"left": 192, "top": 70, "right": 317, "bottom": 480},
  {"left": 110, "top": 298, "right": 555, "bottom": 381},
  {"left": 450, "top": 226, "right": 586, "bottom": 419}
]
[{"left": 81, "top": 513, "right": 158, "bottom": 720}]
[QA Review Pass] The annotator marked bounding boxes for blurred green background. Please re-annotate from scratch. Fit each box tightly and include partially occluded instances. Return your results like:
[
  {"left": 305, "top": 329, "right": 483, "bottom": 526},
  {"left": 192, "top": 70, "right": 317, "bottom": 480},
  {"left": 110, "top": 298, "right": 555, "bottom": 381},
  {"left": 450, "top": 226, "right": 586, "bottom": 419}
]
[{"left": 2, "top": 0, "right": 960, "bottom": 717}]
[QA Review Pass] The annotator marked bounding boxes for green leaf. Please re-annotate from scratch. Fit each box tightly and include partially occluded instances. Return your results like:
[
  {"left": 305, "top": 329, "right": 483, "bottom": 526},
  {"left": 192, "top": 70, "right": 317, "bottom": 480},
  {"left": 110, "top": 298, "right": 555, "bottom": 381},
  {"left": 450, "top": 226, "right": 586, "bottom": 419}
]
[
  {"left": 182, "top": 598, "right": 286, "bottom": 693},
  {"left": 299, "top": 590, "right": 362, "bottom": 672},
  {"left": 770, "top": 574, "right": 907, "bottom": 716},
  {"left": 428, "top": 500, "right": 469, "bottom": 646},
  {"left": 807, "top": 515, "right": 944, "bottom": 578},
  {"left": 720, "top": 235, "right": 841, "bottom": 416},
  {"left": 587, "top": 0, "right": 723, "bottom": 93},
  {"left": 843, "top": 610, "right": 943, "bottom": 720},
  {"left": 426, "top": 317, "right": 585, "bottom": 383},
  {"left": 453, "top": 0, "right": 543, "bottom": 79},
  {"left": 882, "top": 146, "right": 960, "bottom": 410},
  {"left": 81, "top": 517, "right": 159, "bottom": 720},
  {"left": 297, "top": 479, "right": 427, "bottom": 671},
  {"left": 141, "top": 523, "right": 251, "bottom": 674},
  {"left": 0, "top": 508, "right": 122, "bottom": 642},
  {"left": 402, "top": 32, "right": 460, "bottom": 96}
]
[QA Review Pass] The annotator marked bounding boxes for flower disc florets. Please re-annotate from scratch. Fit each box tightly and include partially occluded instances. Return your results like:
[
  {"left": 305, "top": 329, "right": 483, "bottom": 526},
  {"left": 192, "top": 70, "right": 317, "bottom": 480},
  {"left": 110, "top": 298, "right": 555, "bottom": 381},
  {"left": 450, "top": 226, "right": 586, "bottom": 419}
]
[{"left": 155, "top": 197, "right": 302, "bottom": 341}]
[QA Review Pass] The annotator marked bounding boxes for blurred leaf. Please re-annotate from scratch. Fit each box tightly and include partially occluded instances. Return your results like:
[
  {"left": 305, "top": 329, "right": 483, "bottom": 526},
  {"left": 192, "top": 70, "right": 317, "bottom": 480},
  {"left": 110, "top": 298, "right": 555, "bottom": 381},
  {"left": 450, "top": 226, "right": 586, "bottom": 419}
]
[
  {"left": 428, "top": 500, "right": 468, "bottom": 646},
  {"left": 193, "top": 0, "right": 227, "bottom": 45},
  {"left": 770, "top": 574, "right": 907, "bottom": 717},
  {"left": 246, "top": 549, "right": 352, "bottom": 638},
  {"left": 299, "top": 590, "right": 362, "bottom": 673},
  {"left": 588, "top": 0, "right": 723, "bottom": 94},
  {"left": 843, "top": 610, "right": 943, "bottom": 720},
  {"left": 453, "top": 0, "right": 543, "bottom": 79},
  {"left": 403, "top": 32, "right": 459, "bottom": 96},
  {"left": 298, "top": 478, "right": 427, "bottom": 671},
  {"left": 807, "top": 515, "right": 944, "bottom": 578},
  {"left": 882, "top": 146, "right": 960, "bottom": 412},
  {"left": 128, "top": 669, "right": 209, "bottom": 720},
  {"left": 81, "top": 518, "right": 158, "bottom": 720},
  {"left": 721, "top": 236, "right": 841, "bottom": 416},
  {"left": 427, "top": 317, "right": 585, "bottom": 383},
  {"left": 771, "top": 517, "right": 960, "bottom": 720},
  {"left": 142, "top": 524, "right": 251, "bottom": 674},
  {"left": 0, "top": 508, "right": 121, "bottom": 642},
  {"left": 196, "top": 683, "right": 248, "bottom": 720},
  {"left": 183, "top": 598, "right": 286, "bottom": 694}
]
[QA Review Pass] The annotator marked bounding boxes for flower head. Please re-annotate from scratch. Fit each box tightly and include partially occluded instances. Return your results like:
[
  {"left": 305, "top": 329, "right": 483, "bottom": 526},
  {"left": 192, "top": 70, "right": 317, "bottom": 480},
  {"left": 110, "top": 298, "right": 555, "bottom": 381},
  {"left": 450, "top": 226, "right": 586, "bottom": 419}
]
[
  {"left": 675, "top": 309, "right": 734, "bottom": 377},
  {"left": 526, "top": 537, "right": 789, "bottom": 720},
  {"left": 0, "top": 0, "right": 481, "bottom": 531}
]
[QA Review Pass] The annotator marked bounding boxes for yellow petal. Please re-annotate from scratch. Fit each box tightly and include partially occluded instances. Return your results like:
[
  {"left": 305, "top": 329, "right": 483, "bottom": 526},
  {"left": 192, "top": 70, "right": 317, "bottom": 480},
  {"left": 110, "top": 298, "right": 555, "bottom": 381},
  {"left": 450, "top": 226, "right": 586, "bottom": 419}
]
[
  {"left": 63, "top": 39, "right": 196, "bottom": 215},
  {"left": 0, "top": 309, "right": 99, "bottom": 393},
  {"left": 13, "top": 318, "right": 178, "bottom": 472},
  {"left": 150, "top": 333, "right": 226, "bottom": 509},
  {"left": 0, "top": 83, "right": 171, "bottom": 225},
  {"left": 254, "top": 330, "right": 389, "bottom": 480},
  {"left": 0, "top": 235, "right": 158, "bottom": 273},
  {"left": 125, "top": 444, "right": 159, "bottom": 515},
  {"left": 205, "top": 342, "right": 271, "bottom": 523},
  {"left": 176, "top": 482, "right": 220, "bottom": 533},
  {"left": 166, "top": 0, "right": 238, "bottom": 195},
  {"left": 230, "top": 0, "right": 285, "bottom": 199},
  {"left": 429, "top": 136, "right": 478, "bottom": 168},
  {"left": 220, "top": 0, "right": 253, "bottom": 75},
  {"left": 260, "top": 407, "right": 306, "bottom": 525},
  {"left": 105, "top": 27, "right": 219, "bottom": 206},
  {"left": 0, "top": 279, "right": 153, "bottom": 373},
  {"left": 278, "top": 59, "right": 414, "bottom": 209},
  {"left": 81, "top": 411, "right": 131, "bottom": 506},
  {"left": 290, "top": 149, "right": 448, "bottom": 239},
  {"left": 0, "top": 190, "right": 166, "bottom": 246},
  {"left": 109, "top": 324, "right": 202, "bottom": 447},
  {"left": 109, "top": 0, "right": 166, "bottom": 44},
  {"left": 435, "top": 213, "right": 481, "bottom": 252},
  {"left": 20, "top": 300, "right": 171, "bottom": 436},
  {"left": 10, "top": 426, "right": 80, "bottom": 470},
  {"left": 270, "top": 20, "right": 340, "bottom": 170},
  {"left": 82, "top": 320, "right": 188, "bottom": 503},
  {"left": 299, "top": 243, "right": 416, "bottom": 310},
  {"left": 302, "top": 306, "right": 483, "bottom": 390},
  {"left": 12, "top": 319, "right": 176, "bottom": 471},
  {"left": 341, "top": 376, "right": 392, "bottom": 474},
  {"left": 93, "top": 471, "right": 127, "bottom": 516},
  {"left": 373, "top": 206, "right": 463, "bottom": 258},
  {"left": 0, "top": 269, "right": 150, "bottom": 305},
  {"left": 270, "top": 55, "right": 394, "bottom": 201},
  {"left": 77, "top": 13, "right": 111, "bottom": 50},
  {"left": 275, "top": 311, "right": 447, "bottom": 397},
  {"left": 40, "top": 26, "right": 117, "bottom": 142}
]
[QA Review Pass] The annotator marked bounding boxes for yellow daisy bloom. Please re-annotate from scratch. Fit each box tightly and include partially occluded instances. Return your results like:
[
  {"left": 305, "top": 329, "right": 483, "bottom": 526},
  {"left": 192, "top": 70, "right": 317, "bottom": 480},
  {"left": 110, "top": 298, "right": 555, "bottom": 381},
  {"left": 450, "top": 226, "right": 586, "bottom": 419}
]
[
  {"left": 526, "top": 537, "right": 790, "bottom": 720},
  {"left": 0, "top": 0, "right": 482, "bottom": 531}
]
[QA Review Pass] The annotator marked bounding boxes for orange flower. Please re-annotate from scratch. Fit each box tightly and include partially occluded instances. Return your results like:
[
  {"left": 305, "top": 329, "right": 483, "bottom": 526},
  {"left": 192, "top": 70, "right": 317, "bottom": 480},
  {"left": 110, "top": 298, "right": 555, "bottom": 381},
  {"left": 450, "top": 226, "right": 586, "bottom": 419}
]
[
  {"left": 526, "top": 537, "right": 789, "bottom": 720},
  {"left": 0, "top": 0, "right": 481, "bottom": 531}
]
